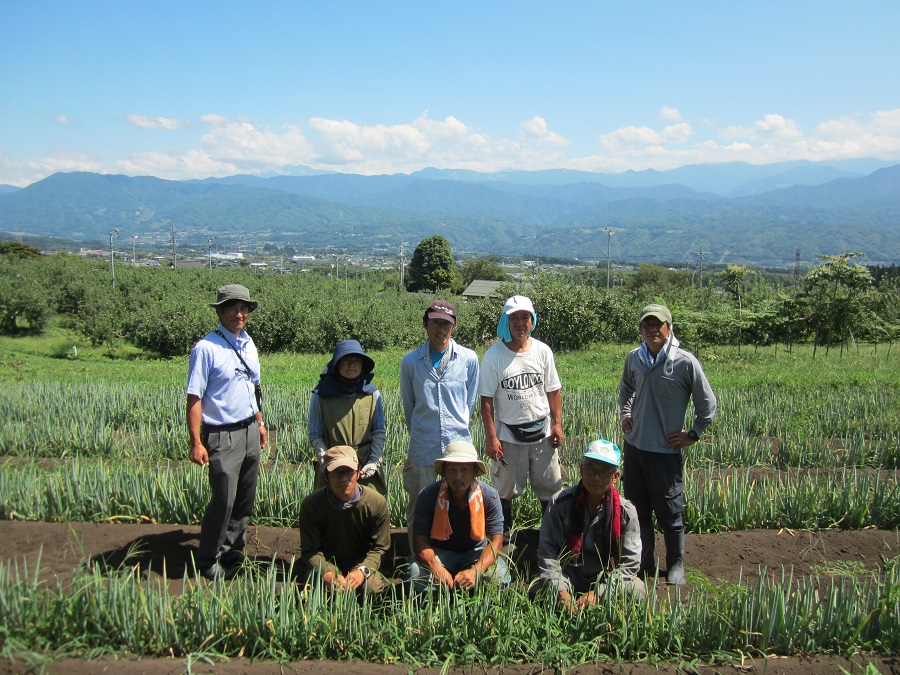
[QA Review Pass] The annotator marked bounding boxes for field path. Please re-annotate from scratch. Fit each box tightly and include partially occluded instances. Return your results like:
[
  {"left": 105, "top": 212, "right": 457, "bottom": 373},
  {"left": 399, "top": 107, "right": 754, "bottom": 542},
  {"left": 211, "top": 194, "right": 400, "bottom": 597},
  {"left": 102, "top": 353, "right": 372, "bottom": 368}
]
[{"left": 2, "top": 521, "right": 896, "bottom": 587}]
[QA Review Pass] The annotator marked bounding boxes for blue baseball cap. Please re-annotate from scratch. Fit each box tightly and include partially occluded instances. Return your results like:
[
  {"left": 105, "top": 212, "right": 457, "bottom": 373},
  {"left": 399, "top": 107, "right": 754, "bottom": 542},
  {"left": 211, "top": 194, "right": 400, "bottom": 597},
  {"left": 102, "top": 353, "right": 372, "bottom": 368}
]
[{"left": 584, "top": 439, "right": 621, "bottom": 467}]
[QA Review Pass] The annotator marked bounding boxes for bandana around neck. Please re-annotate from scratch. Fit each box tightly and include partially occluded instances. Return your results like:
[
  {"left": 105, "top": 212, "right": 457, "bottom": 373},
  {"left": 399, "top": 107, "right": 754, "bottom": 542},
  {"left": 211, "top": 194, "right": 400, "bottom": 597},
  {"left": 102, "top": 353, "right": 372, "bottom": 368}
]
[
  {"left": 565, "top": 483, "right": 623, "bottom": 569},
  {"left": 325, "top": 483, "right": 362, "bottom": 511}
]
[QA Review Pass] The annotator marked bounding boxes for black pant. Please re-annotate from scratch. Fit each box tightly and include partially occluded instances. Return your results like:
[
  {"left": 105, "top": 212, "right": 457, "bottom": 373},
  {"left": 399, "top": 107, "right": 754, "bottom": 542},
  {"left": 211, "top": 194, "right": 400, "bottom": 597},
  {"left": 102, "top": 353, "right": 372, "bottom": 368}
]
[{"left": 621, "top": 441, "right": 684, "bottom": 533}]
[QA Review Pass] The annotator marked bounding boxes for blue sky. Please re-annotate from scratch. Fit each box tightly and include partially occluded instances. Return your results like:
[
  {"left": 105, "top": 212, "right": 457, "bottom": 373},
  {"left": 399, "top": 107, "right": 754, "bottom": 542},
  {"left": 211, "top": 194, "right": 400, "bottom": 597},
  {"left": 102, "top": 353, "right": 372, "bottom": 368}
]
[{"left": 2, "top": 1, "right": 899, "bottom": 186}]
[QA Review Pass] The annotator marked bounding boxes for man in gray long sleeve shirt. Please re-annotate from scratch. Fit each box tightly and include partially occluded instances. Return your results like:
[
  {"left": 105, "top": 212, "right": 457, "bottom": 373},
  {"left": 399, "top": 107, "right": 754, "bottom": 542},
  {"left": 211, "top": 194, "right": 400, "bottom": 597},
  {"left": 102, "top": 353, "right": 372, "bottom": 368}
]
[
  {"left": 619, "top": 304, "right": 717, "bottom": 585},
  {"left": 535, "top": 440, "right": 645, "bottom": 611}
]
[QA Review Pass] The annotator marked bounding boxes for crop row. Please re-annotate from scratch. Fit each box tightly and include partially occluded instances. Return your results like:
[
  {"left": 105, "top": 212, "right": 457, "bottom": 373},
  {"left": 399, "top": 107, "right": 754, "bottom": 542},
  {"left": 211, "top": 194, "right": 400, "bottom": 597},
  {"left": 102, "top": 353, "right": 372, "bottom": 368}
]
[
  {"left": 2, "top": 460, "right": 896, "bottom": 531},
  {"left": 2, "top": 381, "right": 898, "bottom": 469},
  {"left": 0, "top": 552, "right": 897, "bottom": 664}
]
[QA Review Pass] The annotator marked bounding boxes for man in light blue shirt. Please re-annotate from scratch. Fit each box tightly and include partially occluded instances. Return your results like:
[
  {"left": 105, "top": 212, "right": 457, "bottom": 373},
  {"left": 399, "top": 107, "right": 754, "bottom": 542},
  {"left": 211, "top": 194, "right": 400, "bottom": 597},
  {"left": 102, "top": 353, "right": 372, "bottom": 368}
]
[
  {"left": 187, "top": 284, "right": 267, "bottom": 581},
  {"left": 400, "top": 300, "right": 479, "bottom": 538}
]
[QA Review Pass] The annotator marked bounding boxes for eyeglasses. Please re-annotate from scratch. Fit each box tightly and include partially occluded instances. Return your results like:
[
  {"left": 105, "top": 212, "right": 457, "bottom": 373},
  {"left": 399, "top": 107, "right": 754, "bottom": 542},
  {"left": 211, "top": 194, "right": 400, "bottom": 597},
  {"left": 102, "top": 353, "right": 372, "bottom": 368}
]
[
  {"left": 223, "top": 303, "right": 252, "bottom": 315},
  {"left": 582, "top": 466, "right": 617, "bottom": 479}
]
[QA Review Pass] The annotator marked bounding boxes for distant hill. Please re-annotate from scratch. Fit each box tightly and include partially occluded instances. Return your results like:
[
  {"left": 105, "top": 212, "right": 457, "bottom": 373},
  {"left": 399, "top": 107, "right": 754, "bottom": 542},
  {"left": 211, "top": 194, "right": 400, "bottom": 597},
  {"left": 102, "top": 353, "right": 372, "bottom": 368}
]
[
  {"left": 0, "top": 184, "right": 20, "bottom": 194},
  {"left": 0, "top": 162, "right": 898, "bottom": 265}
]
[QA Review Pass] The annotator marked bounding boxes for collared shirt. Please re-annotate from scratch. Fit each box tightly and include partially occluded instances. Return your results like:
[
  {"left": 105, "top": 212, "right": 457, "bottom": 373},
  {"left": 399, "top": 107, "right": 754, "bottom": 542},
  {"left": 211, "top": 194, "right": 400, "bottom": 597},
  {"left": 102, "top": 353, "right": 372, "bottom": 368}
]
[
  {"left": 186, "top": 324, "right": 260, "bottom": 425},
  {"left": 400, "top": 338, "right": 479, "bottom": 466},
  {"left": 619, "top": 336, "right": 717, "bottom": 454}
]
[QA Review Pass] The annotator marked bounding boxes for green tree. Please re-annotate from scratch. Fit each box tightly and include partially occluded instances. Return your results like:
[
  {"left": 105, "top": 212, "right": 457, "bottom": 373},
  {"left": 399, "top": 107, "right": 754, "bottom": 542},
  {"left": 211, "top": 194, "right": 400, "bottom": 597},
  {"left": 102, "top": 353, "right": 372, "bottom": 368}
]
[
  {"left": 0, "top": 241, "right": 41, "bottom": 260},
  {"left": 627, "top": 263, "right": 692, "bottom": 294},
  {"left": 720, "top": 265, "right": 752, "bottom": 353},
  {"left": 466, "top": 270, "right": 630, "bottom": 351},
  {"left": 802, "top": 252, "right": 875, "bottom": 356},
  {"left": 0, "top": 258, "right": 50, "bottom": 333},
  {"left": 406, "top": 235, "right": 458, "bottom": 292},
  {"left": 460, "top": 255, "right": 506, "bottom": 288}
]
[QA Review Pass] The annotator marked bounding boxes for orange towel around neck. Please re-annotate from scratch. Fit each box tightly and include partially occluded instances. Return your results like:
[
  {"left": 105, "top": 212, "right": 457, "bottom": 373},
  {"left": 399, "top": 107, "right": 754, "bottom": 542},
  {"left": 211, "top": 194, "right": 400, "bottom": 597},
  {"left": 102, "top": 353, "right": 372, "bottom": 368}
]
[{"left": 430, "top": 479, "right": 486, "bottom": 542}]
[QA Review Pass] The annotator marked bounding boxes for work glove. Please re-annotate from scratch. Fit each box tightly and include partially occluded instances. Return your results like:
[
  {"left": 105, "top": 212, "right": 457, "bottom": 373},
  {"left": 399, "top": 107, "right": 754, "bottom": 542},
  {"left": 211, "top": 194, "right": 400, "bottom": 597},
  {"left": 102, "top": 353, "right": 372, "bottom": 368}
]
[{"left": 359, "top": 462, "right": 379, "bottom": 479}]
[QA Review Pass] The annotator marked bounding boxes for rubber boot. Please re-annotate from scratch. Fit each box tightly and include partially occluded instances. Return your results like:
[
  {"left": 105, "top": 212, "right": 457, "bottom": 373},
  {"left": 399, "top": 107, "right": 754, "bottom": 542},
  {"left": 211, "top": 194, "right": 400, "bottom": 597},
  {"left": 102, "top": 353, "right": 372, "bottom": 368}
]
[
  {"left": 638, "top": 520, "right": 656, "bottom": 579},
  {"left": 664, "top": 529, "right": 686, "bottom": 585},
  {"left": 500, "top": 498, "right": 515, "bottom": 558},
  {"left": 500, "top": 499, "right": 513, "bottom": 544}
]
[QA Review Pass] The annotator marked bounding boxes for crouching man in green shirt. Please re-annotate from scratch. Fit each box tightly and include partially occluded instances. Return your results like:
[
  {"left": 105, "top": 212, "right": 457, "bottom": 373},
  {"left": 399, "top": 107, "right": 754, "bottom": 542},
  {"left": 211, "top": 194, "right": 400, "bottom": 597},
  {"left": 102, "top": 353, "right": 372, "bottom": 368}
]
[{"left": 299, "top": 445, "right": 391, "bottom": 594}]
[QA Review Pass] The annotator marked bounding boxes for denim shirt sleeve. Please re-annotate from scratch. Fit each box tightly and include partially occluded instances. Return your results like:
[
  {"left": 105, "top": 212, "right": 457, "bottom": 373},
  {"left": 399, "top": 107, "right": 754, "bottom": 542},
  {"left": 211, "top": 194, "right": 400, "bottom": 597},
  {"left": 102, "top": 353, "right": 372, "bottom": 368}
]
[
  {"left": 369, "top": 391, "right": 386, "bottom": 464},
  {"left": 307, "top": 393, "right": 327, "bottom": 459}
]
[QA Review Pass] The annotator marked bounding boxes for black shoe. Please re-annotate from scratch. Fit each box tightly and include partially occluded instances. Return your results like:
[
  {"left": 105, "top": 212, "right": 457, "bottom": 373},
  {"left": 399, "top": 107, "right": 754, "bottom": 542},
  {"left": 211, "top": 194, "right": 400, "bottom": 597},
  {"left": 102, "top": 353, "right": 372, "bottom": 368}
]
[
  {"left": 201, "top": 562, "right": 240, "bottom": 581},
  {"left": 220, "top": 550, "right": 246, "bottom": 567}
]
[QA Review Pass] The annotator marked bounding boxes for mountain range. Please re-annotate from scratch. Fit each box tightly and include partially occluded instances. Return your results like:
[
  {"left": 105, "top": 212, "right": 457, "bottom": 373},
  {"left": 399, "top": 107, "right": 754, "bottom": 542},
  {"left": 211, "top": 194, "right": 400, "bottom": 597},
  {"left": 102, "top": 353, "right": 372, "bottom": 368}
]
[{"left": 0, "top": 159, "right": 897, "bottom": 266}]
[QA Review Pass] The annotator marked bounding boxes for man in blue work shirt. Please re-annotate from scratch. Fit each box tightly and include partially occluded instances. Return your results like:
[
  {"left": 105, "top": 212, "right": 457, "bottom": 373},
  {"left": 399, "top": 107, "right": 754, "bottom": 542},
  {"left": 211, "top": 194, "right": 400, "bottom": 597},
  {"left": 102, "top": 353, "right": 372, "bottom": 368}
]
[
  {"left": 400, "top": 300, "right": 479, "bottom": 541},
  {"left": 187, "top": 284, "right": 268, "bottom": 581}
]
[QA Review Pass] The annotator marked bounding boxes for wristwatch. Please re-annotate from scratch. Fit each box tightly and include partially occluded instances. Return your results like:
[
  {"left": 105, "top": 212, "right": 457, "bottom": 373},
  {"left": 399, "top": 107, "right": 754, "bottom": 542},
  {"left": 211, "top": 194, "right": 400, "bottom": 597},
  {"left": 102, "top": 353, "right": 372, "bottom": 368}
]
[
  {"left": 355, "top": 566, "right": 371, "bottom": 578},
  {"left": 257, "top": 421, "right": 265, "bottom": 428},
  {"left": 687, "top": 429, "right": 700, "bottom": 441}
]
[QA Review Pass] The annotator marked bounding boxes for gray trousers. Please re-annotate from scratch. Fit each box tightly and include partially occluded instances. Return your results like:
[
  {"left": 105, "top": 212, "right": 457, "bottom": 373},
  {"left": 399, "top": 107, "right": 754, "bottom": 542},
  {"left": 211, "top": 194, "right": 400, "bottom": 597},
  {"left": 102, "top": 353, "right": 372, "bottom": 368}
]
[{"left": 198, "top": 424, "right": 261, "bottom": 568}]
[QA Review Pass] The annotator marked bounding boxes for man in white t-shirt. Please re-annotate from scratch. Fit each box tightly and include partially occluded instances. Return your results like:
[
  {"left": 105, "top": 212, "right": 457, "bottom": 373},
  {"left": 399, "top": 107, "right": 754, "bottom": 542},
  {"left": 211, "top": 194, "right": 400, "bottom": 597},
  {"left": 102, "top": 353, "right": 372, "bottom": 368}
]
[{"left": 478, "top": 295, "right": 564, "bottom": 537}]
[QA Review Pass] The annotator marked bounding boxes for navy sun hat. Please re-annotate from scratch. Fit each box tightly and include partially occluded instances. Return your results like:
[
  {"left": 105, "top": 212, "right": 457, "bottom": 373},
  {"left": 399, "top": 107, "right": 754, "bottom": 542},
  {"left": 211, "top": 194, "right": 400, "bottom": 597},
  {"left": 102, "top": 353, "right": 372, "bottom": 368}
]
[{"left": 327, "top": 339, "right": 375, "bottom": 375}]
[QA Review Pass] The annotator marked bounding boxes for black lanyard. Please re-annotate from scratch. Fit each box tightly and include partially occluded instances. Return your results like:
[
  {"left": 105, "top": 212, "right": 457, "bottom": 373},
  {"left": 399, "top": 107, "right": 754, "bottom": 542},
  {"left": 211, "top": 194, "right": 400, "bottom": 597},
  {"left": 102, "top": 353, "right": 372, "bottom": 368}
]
[{"left": 215, "top": 330, "right": 263, "bottom": 411}]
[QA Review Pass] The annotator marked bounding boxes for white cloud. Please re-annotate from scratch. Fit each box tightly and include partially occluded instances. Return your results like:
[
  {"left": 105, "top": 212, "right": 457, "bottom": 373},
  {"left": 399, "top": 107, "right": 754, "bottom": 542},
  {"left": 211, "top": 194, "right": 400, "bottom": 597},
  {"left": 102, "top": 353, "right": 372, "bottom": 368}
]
[
  {"left": 56, "top": 115, "right": 71, "bottom": 127},
  {"left": 754, "top": 114, "right": 803, "bottom": 139},
  {"left": 0, "top": 149, "right": 105, "bottom": 186},
  {"left": 4, "top": 107, "right": 900, "bottom": 186},
  {"left": 600, "top": 122, "right": 693, "bottom": 149},
  {"left": 115, "top": 150, "right": 238, "bottom": 181},
  {"left": 520, "top": 116, "right": 570, "bottom": 146},
  {"left": 660, "top": 106, "right": 682, "bottom": 122},
  {"left": 579, "top": 109, "right": 900, "bottom": 173},
  {"left": 200, "top": 117, "right": 315, "bottom": 166},
  {"left": 126, "top": 114, "right": 190, "bottom": 131},
  {"left": 721, "top": 113, "right": 802, "bottom": 141}
]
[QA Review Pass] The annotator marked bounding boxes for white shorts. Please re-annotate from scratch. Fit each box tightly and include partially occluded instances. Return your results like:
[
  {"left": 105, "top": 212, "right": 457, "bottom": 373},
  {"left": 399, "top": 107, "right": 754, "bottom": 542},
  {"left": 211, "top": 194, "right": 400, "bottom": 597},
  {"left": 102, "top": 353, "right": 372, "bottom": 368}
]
[{"left": 489, "top": 438, "right": 562, "bottom": 501}]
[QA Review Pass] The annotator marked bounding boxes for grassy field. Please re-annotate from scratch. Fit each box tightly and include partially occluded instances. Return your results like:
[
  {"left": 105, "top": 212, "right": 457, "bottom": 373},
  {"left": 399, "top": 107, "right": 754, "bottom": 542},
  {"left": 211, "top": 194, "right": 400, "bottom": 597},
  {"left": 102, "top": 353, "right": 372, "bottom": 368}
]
[
  {"left": 0, "top": 326, "right": 898, "bottom": 667},
  {"left": 1, "top": 325, "right": 897, "bottom": 528}
]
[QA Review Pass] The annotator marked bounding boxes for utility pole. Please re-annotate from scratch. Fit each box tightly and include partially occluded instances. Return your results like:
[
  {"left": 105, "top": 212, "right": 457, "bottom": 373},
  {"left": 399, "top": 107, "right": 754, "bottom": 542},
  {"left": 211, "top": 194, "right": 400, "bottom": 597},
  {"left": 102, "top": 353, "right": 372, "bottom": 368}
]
[
  {"left": 131, "top": 234, "right": 138, "bottom": 265},
  {"left": 399, "top": 242, "right": 407, "bottom": 288},
  {"left": 694, "top": 248, "right": 708, "bottom": 288},
  {"left": 344, "top": 256, "right": 349, "bottom": 293},
  {"left": 108, "top": 228, "right": 120, "bottom": 291},
  {"left": 208, "top": 237, "right": 217, "bottom": 271},
  {"left": 794, "top": 248, "right": 801, "bottom": 282},
  {"left": 603, "top": 227, "right": 614, "bottom": 292},
  {"left": 169, "top": 226, "right": 178, "bottom": 268}
]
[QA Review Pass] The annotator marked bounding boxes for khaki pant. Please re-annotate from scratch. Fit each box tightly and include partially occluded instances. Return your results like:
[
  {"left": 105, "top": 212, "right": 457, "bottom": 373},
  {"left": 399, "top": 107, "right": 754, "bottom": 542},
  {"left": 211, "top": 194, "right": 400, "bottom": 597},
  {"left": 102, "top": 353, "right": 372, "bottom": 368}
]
[{"left": 402, "top": 461, "right": 439, "bottom": 549}]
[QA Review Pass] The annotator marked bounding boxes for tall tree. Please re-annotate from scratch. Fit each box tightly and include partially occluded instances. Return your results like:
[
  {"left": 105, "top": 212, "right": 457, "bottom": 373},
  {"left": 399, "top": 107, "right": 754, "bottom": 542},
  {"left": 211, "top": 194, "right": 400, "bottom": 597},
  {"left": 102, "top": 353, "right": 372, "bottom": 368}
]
[
  {"left": 720, "top": 265, "right": 751, "bottom": 354},
  {"left": 406, "top": 235, "right": 458, "bottom": 292},
  {"left": 802, "top": 252, "right": 875, "bottom": 356},
  {"left": 460, "top": 255, "right": 506, "bottom": 287}
]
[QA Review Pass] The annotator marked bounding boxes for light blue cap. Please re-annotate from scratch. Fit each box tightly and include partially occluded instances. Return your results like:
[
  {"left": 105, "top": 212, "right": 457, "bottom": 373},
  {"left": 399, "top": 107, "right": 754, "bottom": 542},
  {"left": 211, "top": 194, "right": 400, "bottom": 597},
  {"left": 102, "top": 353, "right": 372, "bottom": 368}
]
[{"left": 584, "top": 439, "right": 621, "bottom": 467}]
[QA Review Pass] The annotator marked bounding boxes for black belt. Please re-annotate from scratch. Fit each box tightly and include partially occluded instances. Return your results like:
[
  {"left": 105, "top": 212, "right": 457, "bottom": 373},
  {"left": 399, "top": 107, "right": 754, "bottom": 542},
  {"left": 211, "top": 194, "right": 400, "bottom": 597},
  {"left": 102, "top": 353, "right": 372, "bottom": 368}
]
[{"left": 202, "top": 416, "right": 255, "bottom": 432}]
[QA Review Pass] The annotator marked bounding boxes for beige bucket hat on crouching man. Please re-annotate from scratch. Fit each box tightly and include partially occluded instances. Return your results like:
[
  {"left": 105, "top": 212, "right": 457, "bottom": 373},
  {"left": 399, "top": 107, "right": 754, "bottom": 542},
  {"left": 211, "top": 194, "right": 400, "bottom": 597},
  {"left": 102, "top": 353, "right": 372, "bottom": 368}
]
[{"left": 433, "top": 440, "right": 487, "bottom": 476}]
